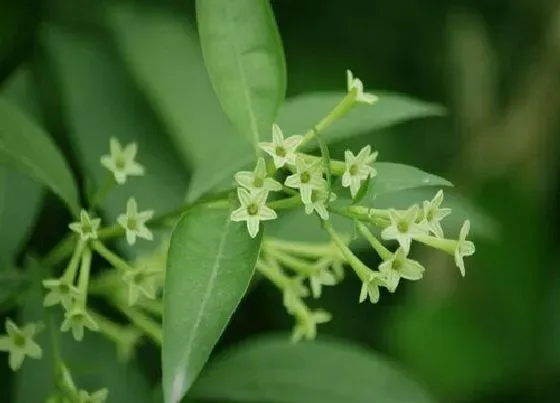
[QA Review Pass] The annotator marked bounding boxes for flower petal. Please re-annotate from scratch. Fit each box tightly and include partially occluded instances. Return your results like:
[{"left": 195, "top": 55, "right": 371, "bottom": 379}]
[{"left": 230, "top": 207, "right": 248, "bottom": 222}]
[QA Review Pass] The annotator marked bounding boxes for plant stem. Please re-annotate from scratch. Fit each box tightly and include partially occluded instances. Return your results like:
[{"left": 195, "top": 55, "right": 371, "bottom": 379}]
[
  {"left": 88, "top": 175, "right": 115, "bottom": 212},
  {"left": 91, "top": 240, "right": 133, "bottom": 272},
  {"left": 117, "top": 305, "right": 163, "bottom": 346},
  {"left": 268, "top": 195, "right": 302, "bottom": 210},
  {"left": 62, "top": 240, "right": 85, "bottom": 283},
  {"left": 77, "top": 246, "right": 92, "bottom": 306},
  {"left": 355, "top": 222, "right": 392, "bottom": 260}
]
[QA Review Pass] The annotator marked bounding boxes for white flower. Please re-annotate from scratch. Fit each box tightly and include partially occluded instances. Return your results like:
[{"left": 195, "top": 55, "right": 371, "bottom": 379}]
[
  {"left": 454, "top": 220, "right": 475, "bottom": 277},
  {"left": 284, "top": 157, "right": 326, "bottom": 204},
  {"left": 309, "top": 266, "right": 337, "bottom": 298},
  {"left": 117, "top": 198, "right": 154, "bottom": 245},
  {"left": 100, "top": 137, "right": 145, "bottom": 184},
  {"left": 230, "top": 188, "right": 277, "bottom": 238},
  {"left": 380, "top": 205, "right": 427, "bottom": 254},
  {"left": 341, "top": 145, "right": 377, "bottom": 198},
  {"left": 42, "top": 277, "right": 81, "bottom": 310},
  {"left": 234, "top": 157, "right": 282, "bottom": 193},
  {"left": 422, "top": 190, "right": 452, "bottom": 238},
  {"left": 0, "top": 319, "right": 42, "bottom": 371},
  {"left": 378, "top": 247, "right": 425, "bottom": 293},
  {"left": 69, "top": 210, "right": 101, "bottom": 241},
  {"left": 346, "top": 70, "right": 378, "bottom": 105},
  {"left": 291, "top": 309, "right": 331, "bottom": 343},
  {"left": 359, "top": 273, "right": 384, "bottom": 304},
  {"left": 304, "top": 190, "right": 335, "bottom": 220},
  {"left": 258, "top": 124, "right": 303, "bottom": 168}
]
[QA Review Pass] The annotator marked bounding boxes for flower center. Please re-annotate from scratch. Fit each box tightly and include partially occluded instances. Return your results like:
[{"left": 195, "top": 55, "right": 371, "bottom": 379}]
[
  {"left": 253, "top": 176, "right": 264, "bottom": 188},
  {"left": 247, "top": 203, "right": 259, "bottom": 215},
  {"left": 392, "top": 258, "right": 403, "bottom": 271},
  {"left": 301, "top": 171, "right": 311, "bottom": 184},
  {"left": 13, "top": 333, "right": 26, "bottom": 348},
  {"left": 397, "top": 220, "right": 409, "bottom": 233},
  {"left": 349, "top": 164, "right": 359, "bottom": 176},
  {"left": 275, "top": 146, "right": 287, "bottom": 157},
  {"left": 127, "top": 218, "right": 138, "bottom": 231},
  {"left": 426, "top": 209, "right": 434, "bottom": 222},
  {"left": 59, "top": 283, "right": 70, "bottom": 295},
  {"left": 81, "top": 222, "right": 92, "bottom": 234},
  {"left": 115, "top": 154, "right": 127, "bottom": 171}
]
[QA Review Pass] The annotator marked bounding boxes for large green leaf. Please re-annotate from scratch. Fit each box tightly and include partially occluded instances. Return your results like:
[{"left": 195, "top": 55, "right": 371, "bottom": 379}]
[
  {"left": 196, "top": 0, "right": 286, "bottom": 145},
  {"left": 163, "top": 205, "right": 262, "bottom": 403},
  {"left": 189, "top": 335, "right": 435, "bottom": 403},
  {"left": 0, "top": 69, "right": 44, "bottom": 269},
  {"left": 104, "top": 4, "right": 253, "bottom": 202},
  {"left": 15, "top": 286, "right": 152, "bottom": 403},
  {"left": 277, "top": 92, "right": 445, "bottom": 147},
  {"left": 0, "top": 98, "right": 79, "bottom": 214},
  {"left": 40, "top": 24, "right": 188, "bottom": 254}
]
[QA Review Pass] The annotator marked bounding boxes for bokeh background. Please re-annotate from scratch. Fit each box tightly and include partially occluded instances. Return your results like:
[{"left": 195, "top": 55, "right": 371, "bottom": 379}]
[{"left": 0, "top": 0, "right": 556, "bottom": 402}]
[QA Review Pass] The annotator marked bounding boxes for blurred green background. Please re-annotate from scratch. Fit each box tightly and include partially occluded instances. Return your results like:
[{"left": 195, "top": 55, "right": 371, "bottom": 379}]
[{"left": 0, "top": 0, "right": 556, "bottom": 402}]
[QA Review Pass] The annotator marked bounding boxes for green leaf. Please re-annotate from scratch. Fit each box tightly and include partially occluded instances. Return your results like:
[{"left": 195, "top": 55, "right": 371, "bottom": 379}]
[
  {"left": 196, "top": 0, "right": 286, "bottom": 145},
  {"left": 277, "top": 92, "right": 445, "bottom": 147},
  {"left": 0, "top": 98, "right": 79, "bottom": 215},
  {"left": 163, "top": 205, "right": 262, "bottom": 403},
  {"left": 40, "top": 24, "right": 188, "bottom": 254},
  {"left": 367, "top": 162, "right": 452, "bottom": 199},
  {"left": 104, "top": 4, "right": 253, "bottom": 202},
  {"left": 15, "top": 286, "right": 152, "bottom": 403},
  {"left": 0, "top": 267, "right": 30, "bottom": 312},
  {"left": 0, "top": 68, "right": 44, "bottom": 269},
  {"left": 189, "top": 335, "right": 435, "bottom": 403}
]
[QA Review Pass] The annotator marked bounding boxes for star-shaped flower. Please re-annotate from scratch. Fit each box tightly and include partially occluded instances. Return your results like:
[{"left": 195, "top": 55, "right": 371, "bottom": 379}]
[
  {"left": 284, "top": 157, "right": 326, "bottom": 204},
  {"left": 282, "top": 276, "right": 310, "bottom": 312},
  {"left": 380, "top": 205, "right": 427, "bottom": 254},
  {"left": 341, "top": 145, "right": 377, "bottom": 198},
  {"left": 421, "top": 190, "right": 452, "bottom": 238},
  {"left": 117, "top": 198, "right": 154, "bottom": 245},
  {"left": 359, "top": 273, "right": 384, "bottom": 304},
  {"left": 230, "top": 188, "right": 277, "bottom": 238},
  {"left": 77, "top": 388, "right": 109, "bottom": 403},
  {"left": 454, "top": 220, "right": 475, "bottom": 277},
  {"left": 378, "top": 247, "right": 425, "bottom": 293},
  {"left": 69, "top": 210, "right": 101, "bottom": 241},
  {"left": 308, "top": 265, "right": 337, "bottom": 298},
  {"left": 0, "top": 319, "right": 42, "bottom": 371},
  {"left": 304, "top": 190, "right": 335, "bottom": 220},
  {"left": 42, "top": 277, "right": 81, "bottom": 310},
  {"left": 346, "top": 70, "right": 378, "bottom": 105},
  {"left": 121, "top": 267, "right": 158, "bottom": 306},
  {"left": 234, "top": 157, "right": 282, "bottom": 193},
  {"left": 100, "top": 137, "right": 145, "bottom": 184},
  {"left": 291, "top": 309, "right": 331, "bottom": 343},
  {"left": 60, "top": 307, "right": 99, "bottom": 342},
  {"left": 258, "top": 124, "right": 303, "bottom": 168}
]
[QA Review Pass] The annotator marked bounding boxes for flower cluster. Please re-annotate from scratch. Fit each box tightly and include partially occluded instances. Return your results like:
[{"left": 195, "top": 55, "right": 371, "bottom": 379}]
[{"left": 228, "top": 70, "right": 476, "bottom": 342}]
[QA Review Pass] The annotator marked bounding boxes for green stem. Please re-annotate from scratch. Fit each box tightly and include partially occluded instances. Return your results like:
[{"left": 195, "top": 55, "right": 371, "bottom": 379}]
[
  {"left": 118, "top": 305, "right": 163, "bottom": 346},
  {"left": 255, "top": 260, "right": 290, "bottom": 290},
  {"left": 300, "top": 92, "right": 356, "bottom": 147},
  {"left": 330, "top": 205, "right": 389, "bottom": 228},
  {"left": 323, "top": 220, "right": 372, "bottom": 282},
  {"left": 268, "top": 195, "right": 302, "bottom": 210},
  {"left": 300, "top": 154, "right": 346, "bottom": 175},
  {"left": 413, "top": 234, "right": 457, "bottom": 255},
  {"left": 91, "top": 240, "right": 133, "bottom": 272},
  {"left": 265, "top": 238, "right": 332, "bottom": 258},
  {"left": 356, "top": 222, "right": 392, "bottom": 260},
  {"left": 44, "top": 236, "right": 76, "bottom": 268},
  {"left": 62, "top": 240, "right": 85, "bottom": 283},
  {"left": 90, "top": 310, "right": 134, "bottom": 346},
  {"left": 266, "top": 249, "right": 317, "bottom": 276},
  {"left": 88, "top": 176, "right": 115, "bottom": 212},
  {"left": 77, "top": 246, "right": 92, "bottom": 306}
]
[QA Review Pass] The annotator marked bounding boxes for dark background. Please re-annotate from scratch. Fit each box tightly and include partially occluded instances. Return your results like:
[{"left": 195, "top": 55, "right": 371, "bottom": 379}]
[{"left": 0, "top": 0, "right": 557, "bottom": 402}]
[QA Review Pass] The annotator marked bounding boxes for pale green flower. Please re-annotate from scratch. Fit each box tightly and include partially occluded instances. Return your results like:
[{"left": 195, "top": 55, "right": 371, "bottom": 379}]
[
  {"left": 0, "top": 319, "right": 42, "bottom": 371},
  {"left": 60, "top": 308, "right": 99, "bottom": 341},
  {"left": 77, "top": 388, "right": 109, "bottom": 403},
  {"left": 308, "top": 265, "right": 337, "bottom": 298},
  {"left": 378, "top": 247, "right": 425, "bottom": 293},
  {"left": 359, "top": 273, "right": 384, "bottom": 304},
  {"left": 381, "top": 205, "right": 427, "bottom": 254},
  {"left": 454, "top": 220, "right": 475, "bottom": 276},
  {"left": 284, "top": 157, "right": 325, "bottom": 204},
  {"left": 122, "top": 267, "right": 158, "bottom": 306},
  {"left": 346, "top": 70, "right": 378, "bottom": 105},
  {"left": 421, "top": 190, "right": 452, "bottom": 238},
  {"left": 100, "top": 137, "right": 144, "bottom": 184},
  {"left": 304, "top": 190, "right": 335, "bottom": 220},
  {"left": 42, "top": 277, "right": 81, "bottom": 310},
  {"left": 282, "top": 277, "right": 309, "bottom": 312},
  {"left": 341, "top": 145, "right": 377, "bottom": 198},
  {"left": 234, "top": 157, "right": 282, "bottom": 193},
  {"left": 117, "top": 198, "right": 154, "bottom": 245},
  {"left": 69, "top": 210, "right": 101, "bottom": 241},
  {"left": 258, "top": 124, "right": 303, "bottom": 168},
  {"left": 230, "top": 188, "right": 277, "bottom": 238},
  {"left": 291, "top": 309, "right": 331, "bottom": 343}
]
